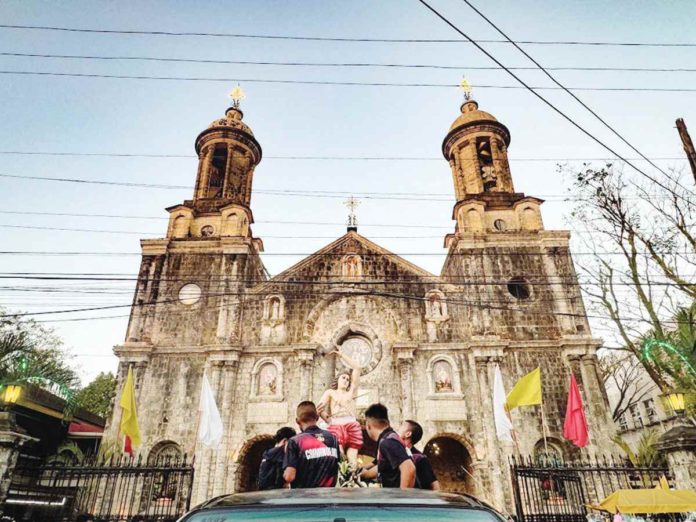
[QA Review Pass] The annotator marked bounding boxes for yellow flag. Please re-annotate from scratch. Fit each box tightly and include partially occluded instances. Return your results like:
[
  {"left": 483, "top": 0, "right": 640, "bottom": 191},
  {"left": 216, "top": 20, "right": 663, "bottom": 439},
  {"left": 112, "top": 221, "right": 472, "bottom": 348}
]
[
  {"left": 506, "top": 367, "right": 542, "bottom": 410},
  {"left": 119, "top": 367, "right": 141, "bottom": 450}
]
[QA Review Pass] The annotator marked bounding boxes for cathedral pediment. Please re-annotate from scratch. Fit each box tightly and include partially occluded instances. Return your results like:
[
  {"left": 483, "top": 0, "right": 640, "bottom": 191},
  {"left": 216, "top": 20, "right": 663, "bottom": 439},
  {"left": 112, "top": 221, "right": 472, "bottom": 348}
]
[{"left": 252, "top": 231, "right": 435, "bottom": 292}]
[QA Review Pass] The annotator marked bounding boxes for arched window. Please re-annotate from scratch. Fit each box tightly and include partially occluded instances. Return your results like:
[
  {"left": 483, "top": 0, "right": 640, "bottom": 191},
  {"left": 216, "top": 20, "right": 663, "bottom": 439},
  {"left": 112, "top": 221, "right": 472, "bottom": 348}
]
[{"left": 172, "top": 215, "right": 189, "bottom": 238}]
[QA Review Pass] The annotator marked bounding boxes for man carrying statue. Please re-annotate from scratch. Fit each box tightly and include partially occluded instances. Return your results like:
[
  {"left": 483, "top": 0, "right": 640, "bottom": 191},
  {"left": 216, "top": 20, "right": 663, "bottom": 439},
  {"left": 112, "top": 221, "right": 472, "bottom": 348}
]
[{"left": 317, "top": 349, "right": 363, "bottom": 468}]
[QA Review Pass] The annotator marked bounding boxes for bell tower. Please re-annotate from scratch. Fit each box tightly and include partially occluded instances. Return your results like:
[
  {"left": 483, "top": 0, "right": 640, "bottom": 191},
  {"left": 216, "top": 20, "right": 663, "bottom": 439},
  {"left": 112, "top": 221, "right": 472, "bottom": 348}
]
[
  {"left": 442, "top": 84, "right": 544, "bottom": 241},
  {"left": 166, "top": 86, "right": 263, "bottom": 243}
]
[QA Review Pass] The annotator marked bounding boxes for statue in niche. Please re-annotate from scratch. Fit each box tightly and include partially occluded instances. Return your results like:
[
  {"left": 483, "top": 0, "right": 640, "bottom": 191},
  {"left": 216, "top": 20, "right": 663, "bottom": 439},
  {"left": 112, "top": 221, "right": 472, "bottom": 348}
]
[
  {"left": 343, "top": 255, "right": 362, "bottom": 278},
  {"left": 429, "top": 295, "right": 443, "bottom": 318},
  {"left": 433, "top": 360, "right": 454, "bottom": 393},
  {"left": 317, "top": 349, "right": 363, "bottom": 468},
  {"left": 258, "top": 363, "right": 278, "bottom": 396},
  {"left": 425, "top": 291, "right": 448, "bottom": 342},
  {"left": 270, "top": 297, "right": 281, "bottom": 321}
]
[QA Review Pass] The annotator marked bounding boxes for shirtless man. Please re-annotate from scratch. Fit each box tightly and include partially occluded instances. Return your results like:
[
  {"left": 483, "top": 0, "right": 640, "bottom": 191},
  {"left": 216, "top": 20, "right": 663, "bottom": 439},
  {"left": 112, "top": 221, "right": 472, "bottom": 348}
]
[{"left": 317, "top": 349, "right": 363, "bottom": 467}]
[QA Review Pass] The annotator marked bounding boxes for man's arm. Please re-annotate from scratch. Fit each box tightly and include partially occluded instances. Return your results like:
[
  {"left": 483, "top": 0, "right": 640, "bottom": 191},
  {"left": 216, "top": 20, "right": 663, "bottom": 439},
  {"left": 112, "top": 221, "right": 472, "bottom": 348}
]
[
  {"left": 332, "top": 350, "right": 361, "bottom": 394},
  {"left": 399, "top": 459, "right": 416, "bottom": 489},
  {"left": 359, "top": 462, "right": 378, "bottom": 480},
  {"left": 317, "top": 389, "right": 332, "bottom": 423},
  {"left": 283, "top": 466, "right": 296, "bottom": 485},
  {"left": 431, "top": 480, "right": 441, "bottom": 491}
]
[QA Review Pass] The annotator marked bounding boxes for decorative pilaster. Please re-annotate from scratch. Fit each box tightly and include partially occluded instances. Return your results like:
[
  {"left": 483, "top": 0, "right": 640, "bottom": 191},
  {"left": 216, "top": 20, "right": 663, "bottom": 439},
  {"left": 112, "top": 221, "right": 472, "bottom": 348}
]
[
  {"left": 295, "top": 348, "right": 316, "bottom": 401},
  {"left": 212, "top": 356, "right": 240, "bottom": 496},
  {"left": 395, "top": 347, "right": 415, "bottom": 420}
]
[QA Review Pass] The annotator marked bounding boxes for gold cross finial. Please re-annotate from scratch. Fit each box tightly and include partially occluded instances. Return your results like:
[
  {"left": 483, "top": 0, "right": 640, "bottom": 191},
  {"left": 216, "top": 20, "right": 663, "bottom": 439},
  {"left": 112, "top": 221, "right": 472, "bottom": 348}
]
[
  {"left": 229, "top": 85, "right": 246, "bottom": 109},
  {"left": 343, "top": 196, "right": 360, "bottom": 229},
  {"left": 459, "top": 77, "right": 473, "bottom": 101}
]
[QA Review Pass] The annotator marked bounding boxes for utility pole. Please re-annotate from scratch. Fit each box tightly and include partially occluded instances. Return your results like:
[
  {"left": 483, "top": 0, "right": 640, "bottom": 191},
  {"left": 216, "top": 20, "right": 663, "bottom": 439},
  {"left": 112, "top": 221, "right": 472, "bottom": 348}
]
[{"left": 676, "top": 118, "right": 696, "bottom": 183}]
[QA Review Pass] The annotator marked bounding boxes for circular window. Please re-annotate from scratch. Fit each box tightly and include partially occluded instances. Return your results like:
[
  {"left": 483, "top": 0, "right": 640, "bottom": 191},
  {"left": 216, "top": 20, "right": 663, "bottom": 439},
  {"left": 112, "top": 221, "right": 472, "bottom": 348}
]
[
  {"left": 200, "top": 225, "right": 215, "bottom": 237},
  {"left": 493, "top": 219, "right": 507, "bottom": 231},
  {"left": 341, "top": 336, "right": 373, "bottom": 369},
  {"left": 178, "top": 283, "right": 202, "bottom": 305},
  {"left": 507, "top": 277, "right": 531, "bottom": 300}
]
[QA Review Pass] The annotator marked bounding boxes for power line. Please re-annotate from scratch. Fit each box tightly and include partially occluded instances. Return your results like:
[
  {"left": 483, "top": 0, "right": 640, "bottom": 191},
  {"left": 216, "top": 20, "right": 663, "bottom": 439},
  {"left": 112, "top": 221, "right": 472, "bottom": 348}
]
[
  {"left": 4, "top": 51, "right": 696, "bottom": 74},
  {"left": 417, "top": 0, "right": 694, "bottom": 205},
  {"left": 1, "top": 24, "right": 695, "bottom": 47},
  {"left": 2, "top": 70, "right": 696, "bottom": 92},
  {"left": 0, "top": 173, "right": 674, "bottom": 202},
  {"left": 459, "top": 0, "right": 680, "bottom": 187},
  {"left": 0, "top": 150, "right": 686, "bottom": 162}
]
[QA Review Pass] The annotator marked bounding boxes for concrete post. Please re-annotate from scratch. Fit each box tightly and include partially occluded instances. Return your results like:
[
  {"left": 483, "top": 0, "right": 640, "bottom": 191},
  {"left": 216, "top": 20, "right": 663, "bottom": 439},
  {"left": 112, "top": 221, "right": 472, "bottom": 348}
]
[
  {"left": 0, "top": 411, "right": 37, "bottom": 504},
  {"left": 655, "top": 423, "right": 696, "bottom": 490}
]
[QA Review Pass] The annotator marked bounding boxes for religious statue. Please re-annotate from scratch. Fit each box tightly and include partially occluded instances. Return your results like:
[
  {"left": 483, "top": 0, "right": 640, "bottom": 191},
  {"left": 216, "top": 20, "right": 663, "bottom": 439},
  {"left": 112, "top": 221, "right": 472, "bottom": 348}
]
[
  {"left": 318, "top": 349, "right": 363, "bottom": 467},
  {"left": 434, "top": 361, "right": 454, "bottom": 393}
]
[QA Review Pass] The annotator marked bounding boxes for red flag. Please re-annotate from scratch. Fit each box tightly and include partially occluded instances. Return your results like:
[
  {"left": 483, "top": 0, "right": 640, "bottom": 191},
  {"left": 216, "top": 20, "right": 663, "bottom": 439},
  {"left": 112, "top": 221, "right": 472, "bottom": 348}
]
[
  {"left": 563, "top": 373, "right": 589, "bottom": 448},
  {"left": 124, "top": 435, "right": 133, "bottom": 456}
]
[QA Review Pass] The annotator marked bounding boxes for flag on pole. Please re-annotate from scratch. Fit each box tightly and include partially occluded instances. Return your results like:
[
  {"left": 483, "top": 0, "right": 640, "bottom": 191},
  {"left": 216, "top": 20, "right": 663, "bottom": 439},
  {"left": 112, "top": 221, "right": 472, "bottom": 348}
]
[
  {"left": 562, "top": 373, "right": 589, "bottom": 448},
  {"left": 506, "top": 367, "right": 542, "bottom": 411},
  {"left": 198, "top": 372, "right": 223, "bottom": 449},
  {"left": 493, "top": 365, "right": 514, "bottom": 442},
  {"left": 119, "top": 366, "right": 141, "bottom": 455}
]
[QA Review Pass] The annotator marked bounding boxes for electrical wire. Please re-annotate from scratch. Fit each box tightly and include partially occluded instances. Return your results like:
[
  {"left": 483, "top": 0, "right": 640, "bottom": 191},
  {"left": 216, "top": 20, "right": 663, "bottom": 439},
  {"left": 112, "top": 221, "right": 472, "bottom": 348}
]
[
  {"left": 2, "top": 70, "right": 696, "bottom": 92},
  {"left": 459, "top": 0, "right": 683, "bottom": 186},
  {"left": 417, "top": 0, "right": 695, "bottom": 205},
  {"left": 3, "top": 51, "right": 696, "bottom": 73},
  {"left": 0, "top": 150, "right": 686, "bottom": 162},
  {"left": 1, "top": 24, "right": 694, "bottom": 47}
]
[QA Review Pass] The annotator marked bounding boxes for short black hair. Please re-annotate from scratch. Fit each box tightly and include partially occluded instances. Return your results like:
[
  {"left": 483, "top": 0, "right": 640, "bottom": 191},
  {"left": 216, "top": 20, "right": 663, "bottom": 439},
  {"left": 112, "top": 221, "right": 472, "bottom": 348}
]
[
  {"left": 296, "top": 401, "right": 319, "bottom": 423},
  {"left": 405, "top": 420, "right": 423, "bottom": 445},
  {"left": 275, "top": 426, "right": 296, "bottom": 443},
  {"left": 365, "top": 403, "right": 389, "bottom": 422},
  {"left": 76, "top": 515, "right": 93, "bottom": 522}
]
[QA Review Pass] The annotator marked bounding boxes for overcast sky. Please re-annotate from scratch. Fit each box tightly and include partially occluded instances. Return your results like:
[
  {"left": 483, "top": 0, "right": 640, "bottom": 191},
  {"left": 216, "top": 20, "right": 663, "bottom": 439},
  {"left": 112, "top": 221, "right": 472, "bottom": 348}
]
[{"left": 1, "top": 0, "right": 694, "bottom": 384}]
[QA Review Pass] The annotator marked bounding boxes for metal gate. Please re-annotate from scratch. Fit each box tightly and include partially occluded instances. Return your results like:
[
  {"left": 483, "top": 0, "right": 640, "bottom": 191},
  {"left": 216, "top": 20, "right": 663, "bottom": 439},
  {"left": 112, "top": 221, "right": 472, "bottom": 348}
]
[
  {"left": 510, "top": 456, "right": 672, "bottom": 522},
  {"left": 3, "top": 455, "right": 195, "bottom": 522}
]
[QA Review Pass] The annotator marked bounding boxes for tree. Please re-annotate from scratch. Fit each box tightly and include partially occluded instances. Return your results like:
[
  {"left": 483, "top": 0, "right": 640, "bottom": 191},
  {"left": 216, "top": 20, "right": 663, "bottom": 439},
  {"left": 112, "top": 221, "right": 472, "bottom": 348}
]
[
  {"left": 599, "top": 352, "right": 655, "bottom": 422},
  {"left": 568, "top": 164, "right": 695, "bottom": 392},
  {"left": 0, "top": 307, "right": 79, "bottom": 400},
  {"left": 75, "top": 372, "right": 117, "bottom": 419}
]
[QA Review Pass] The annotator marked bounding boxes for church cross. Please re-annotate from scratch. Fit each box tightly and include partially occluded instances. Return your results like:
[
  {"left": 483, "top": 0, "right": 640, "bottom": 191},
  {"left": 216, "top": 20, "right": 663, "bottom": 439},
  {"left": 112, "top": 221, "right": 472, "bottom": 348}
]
[{"left": 343, "top": 196, "right": 360, "bottom": 229}]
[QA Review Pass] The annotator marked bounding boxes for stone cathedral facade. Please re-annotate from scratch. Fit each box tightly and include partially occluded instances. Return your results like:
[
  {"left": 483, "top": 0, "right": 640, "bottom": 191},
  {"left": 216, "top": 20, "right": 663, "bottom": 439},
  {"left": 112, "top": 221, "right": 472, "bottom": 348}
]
[{"left": 105, "top": 95, "right": 617, "bottom": 510}]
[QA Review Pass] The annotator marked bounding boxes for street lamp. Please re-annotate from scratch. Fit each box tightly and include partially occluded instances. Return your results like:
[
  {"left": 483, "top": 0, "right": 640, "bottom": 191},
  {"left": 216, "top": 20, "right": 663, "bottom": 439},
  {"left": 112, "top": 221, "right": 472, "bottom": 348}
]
[{"left": 661, "top": 392, "right": 686, "bottom": 416}]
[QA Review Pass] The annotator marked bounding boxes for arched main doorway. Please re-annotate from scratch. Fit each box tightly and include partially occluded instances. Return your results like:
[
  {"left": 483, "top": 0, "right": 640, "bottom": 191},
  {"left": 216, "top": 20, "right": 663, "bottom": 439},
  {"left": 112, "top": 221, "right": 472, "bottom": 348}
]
[
  {"left": 424, "top": 435, "right": 475, "bottom": 494},
  {"left": 235, "top": 435, "right": 274, "bottom": 493}
]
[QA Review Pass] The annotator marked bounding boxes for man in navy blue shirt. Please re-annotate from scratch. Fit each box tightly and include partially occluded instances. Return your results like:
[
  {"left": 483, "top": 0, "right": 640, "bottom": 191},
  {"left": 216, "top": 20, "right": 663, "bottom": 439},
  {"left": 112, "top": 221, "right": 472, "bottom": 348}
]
[
  {"left": 397, "top": 419, "right": 440, "bottom": 490},
  {"left": 359, "top": 403, "right": 416, "bottom": 488},
  {"left": 283, "top": 401, "right": 339, "bottom": 488},
  {"left": 257, "top": 426, "right": 296, "bottom": 490}
]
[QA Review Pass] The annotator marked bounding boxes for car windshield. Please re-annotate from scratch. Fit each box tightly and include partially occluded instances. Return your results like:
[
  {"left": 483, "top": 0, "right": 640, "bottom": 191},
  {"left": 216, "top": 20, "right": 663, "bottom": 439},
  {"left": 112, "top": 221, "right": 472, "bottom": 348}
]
[{"left": 185, "top": 506, "right": 502, "bottom": 521}]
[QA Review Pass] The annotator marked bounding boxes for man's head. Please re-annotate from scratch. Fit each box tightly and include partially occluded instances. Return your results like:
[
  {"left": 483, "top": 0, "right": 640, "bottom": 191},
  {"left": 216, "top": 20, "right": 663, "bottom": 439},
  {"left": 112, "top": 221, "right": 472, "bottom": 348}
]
[
  {"left": 364, "top": 403, "right": 390, "bottom": 441},
  {"left": 295, "top": 401, "right": 319, "bottom": 430},
  {"left": 397, "top": 420, "right": 423, "bottom": 448},
  {"left": 274, "top": 426, "right": 296, "bottom": 447}
]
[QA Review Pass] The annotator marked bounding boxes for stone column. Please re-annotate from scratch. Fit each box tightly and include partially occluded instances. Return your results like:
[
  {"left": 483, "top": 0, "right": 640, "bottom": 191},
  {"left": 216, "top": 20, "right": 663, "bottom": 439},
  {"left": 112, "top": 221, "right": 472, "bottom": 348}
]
[
  {"left": 655, "top": 424, "right": 696, "bottom": 491},
  {"left": 296, "top": 349, "right": 315, "bottom": 401},
  {"left": 578, "top": 353, "right": 614, "bottom": 448},
  {"left": 213, "top": 357, "right": 240, "bottom": 496},
  {"left": 0, "top": 412, "right": 36, "bottom": 505},
  {"left": 398, "top": 359, "right": 414, "bottom": 420},
  {"left": 195, "top": 146, "right": 214, "bottom": 200},
  {"left": 474, "top": 356, "right": 506, "bottom": 510}
]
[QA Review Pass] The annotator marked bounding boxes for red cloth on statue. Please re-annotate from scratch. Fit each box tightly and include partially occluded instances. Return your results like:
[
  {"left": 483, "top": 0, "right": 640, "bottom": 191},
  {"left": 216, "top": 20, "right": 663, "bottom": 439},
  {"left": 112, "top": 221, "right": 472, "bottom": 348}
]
[{"left": 328, "top": 421, "right": 363, "bottom": 450}]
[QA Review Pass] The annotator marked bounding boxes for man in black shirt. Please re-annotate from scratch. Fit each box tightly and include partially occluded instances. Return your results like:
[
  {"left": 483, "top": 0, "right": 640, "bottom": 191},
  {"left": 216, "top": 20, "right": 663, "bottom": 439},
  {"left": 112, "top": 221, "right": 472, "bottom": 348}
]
[
  {"left": 283, "top": 401, "right": 339, "bottom": 488},
  {"left": 397, "top": 420, "right": 440, "bottom": 490},
  {"left": 257, "top": 426, "right": 296, "bottom": 490},
  {"left": 360, "top": 403, "right": 416, "bottom": 488}
]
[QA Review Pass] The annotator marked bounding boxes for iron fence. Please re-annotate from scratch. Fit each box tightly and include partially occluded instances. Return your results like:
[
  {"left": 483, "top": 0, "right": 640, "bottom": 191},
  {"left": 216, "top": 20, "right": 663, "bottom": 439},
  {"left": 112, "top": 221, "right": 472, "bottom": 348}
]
[
  {"left": 3, "top": 454, "right": 194, "bottom": 522},
  {"left": 510, "top": 455, "right": 674, "bottom": 522}
]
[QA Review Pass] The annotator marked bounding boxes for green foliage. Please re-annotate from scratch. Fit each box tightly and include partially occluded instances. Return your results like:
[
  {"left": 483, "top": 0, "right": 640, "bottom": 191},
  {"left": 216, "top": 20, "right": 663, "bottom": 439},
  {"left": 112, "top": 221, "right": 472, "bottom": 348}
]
[
  {"left": 612, "top": 430, "right": 666, "bottom": 467},
  {"left": 0, "top": 308, "right": 79, "bottom": 401},
  {"left": 47, "top": 440, "right": 85, "bottom": 465},
  {"left": 75, "top": 372, "right": 117, "bottom": 419}
]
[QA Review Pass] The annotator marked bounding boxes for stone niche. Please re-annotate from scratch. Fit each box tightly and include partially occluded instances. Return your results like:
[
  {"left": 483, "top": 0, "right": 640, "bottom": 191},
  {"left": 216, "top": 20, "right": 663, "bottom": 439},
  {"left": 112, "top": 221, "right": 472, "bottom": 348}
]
[{"left": 260, "top": 295, "right": 287, "bottom": 345}]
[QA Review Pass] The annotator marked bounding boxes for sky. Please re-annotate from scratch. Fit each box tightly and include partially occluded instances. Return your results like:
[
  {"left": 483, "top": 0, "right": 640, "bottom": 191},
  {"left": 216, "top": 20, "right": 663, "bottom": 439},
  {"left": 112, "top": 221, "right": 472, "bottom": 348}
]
[{"left": 0, "top": 0, "right": 694, "bottom": 385}]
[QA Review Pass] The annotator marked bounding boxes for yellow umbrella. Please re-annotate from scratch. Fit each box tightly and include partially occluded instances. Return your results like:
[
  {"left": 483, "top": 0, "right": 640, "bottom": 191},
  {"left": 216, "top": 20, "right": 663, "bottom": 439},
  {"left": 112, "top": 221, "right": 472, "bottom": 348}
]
[{"left": 591, "top": 489, "right": 696, "bottom": 514}]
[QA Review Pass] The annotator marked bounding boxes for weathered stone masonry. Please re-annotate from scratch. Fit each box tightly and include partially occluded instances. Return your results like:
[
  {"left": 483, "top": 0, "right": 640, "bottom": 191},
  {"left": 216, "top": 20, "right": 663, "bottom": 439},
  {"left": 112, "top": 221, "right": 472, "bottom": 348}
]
[{"left": 104, "top": 96, "right": 617, "bottom": 511}]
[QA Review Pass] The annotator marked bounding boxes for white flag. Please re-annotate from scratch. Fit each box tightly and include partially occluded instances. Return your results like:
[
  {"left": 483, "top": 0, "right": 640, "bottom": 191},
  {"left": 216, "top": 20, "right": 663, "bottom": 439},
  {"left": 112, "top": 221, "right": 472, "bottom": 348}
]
[
  {"left": 198, "top": 373, "right": 223, "bottom": 449},
  {"left": 493, "top": 365, "right": 514, "bottom": 442}
]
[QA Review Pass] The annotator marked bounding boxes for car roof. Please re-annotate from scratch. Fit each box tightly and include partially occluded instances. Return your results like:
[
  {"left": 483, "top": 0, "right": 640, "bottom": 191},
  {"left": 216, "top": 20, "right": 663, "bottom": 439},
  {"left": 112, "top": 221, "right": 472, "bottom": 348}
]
[{"left": 198, "top": 488, "right": 494, "bottom": 509}]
